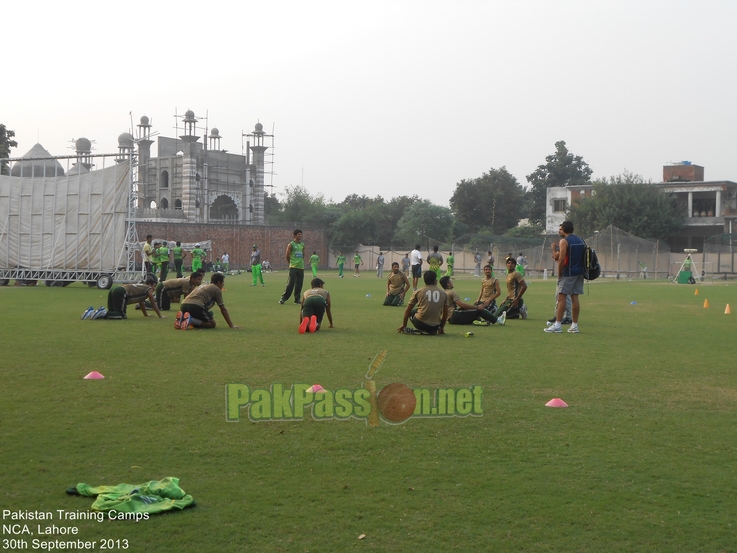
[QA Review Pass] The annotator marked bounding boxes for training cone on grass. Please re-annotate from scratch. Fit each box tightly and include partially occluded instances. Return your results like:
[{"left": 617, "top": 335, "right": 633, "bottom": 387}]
[
  {"left": 725, "top": 304, "right": 731, "bottom": 315},
  {"left": 306, "top": 384, "right": 326, "bottom": 394},
  {"left": 694, "top": 288, "right": 699, "bottom": 296},
  {"left": 83, "top": 371, "right": 105, "bottom": 380},
  {"left": 703, "top": 299, "right": 709, "bottom": 309},
  {"left": 545, "top": 398, "right": 568, "bottom": 408}
]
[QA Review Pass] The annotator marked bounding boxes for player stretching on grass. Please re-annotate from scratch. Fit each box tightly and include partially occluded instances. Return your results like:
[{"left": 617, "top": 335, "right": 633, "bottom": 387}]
[
  {"left": 299, "top": 278, "right": 333, "bottom": 333},
  {"left": 177, "top": 273, "right": 240, "bottom": 330}
]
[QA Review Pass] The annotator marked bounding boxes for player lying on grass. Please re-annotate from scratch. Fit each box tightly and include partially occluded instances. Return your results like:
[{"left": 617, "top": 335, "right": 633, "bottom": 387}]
[
  {"left": 176, "top": 272, "right": 240, "bottom": 330},
  {"left": 299, "top": 278, "right": 333, "bottom": 333}
]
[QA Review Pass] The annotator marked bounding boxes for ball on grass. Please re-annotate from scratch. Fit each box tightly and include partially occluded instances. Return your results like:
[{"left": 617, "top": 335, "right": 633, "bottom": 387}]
[{"left": 377, "top": 383, "right": 416, "bottom": 423}]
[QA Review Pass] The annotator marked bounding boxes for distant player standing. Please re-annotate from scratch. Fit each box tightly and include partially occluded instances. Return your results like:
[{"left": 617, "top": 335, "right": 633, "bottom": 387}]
[
  {"left": 279, "top": 229, "right": 305, "bottom": 305},
  {"left": 191, "top": 243, "right": 206, "bottom": 273},
  {"left": 336, "top": 251, "right": 346, "bottom": 278},
  {"left": 353, "top": 251, "right": 363, "bottom": 277},
  {"left": 309, "top": 251, "right": 320, "bottom": 278},
  {"left": 410, "top": 244, "right": 423, "bottom": 290},
  {"left": 251, "top": 245, "right": 265, "bottom": 286}
]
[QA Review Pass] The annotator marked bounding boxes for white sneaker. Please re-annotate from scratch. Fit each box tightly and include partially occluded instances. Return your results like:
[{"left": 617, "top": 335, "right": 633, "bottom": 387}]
[
  {"left": 497, "top": 311, "right": 506, "bottom": 326},
  {"left": 544, "top": 325, "right": 562, "bottom": 333},
  {"left": 520, "top": 305, "right": 528, "bottom": 319},
  {"left": 568, "top": 326, "right": 579, "bottom": 333}
]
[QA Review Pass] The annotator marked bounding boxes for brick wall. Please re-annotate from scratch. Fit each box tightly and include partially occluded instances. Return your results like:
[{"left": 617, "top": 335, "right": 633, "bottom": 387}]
[{"left": 136, "top": 222, "right": 328, "bottom": 270}]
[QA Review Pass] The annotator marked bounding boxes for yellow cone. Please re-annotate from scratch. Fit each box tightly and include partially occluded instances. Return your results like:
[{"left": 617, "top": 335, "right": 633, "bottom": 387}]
[
  {"left": 725, "top": 304, "right": 731, "bottom": 315},
  {"left": 694, "top": 288, "right": 699, "bottom": 295},
  {"left": 703, "top": 299, "right": 709, "bottom": 309}
]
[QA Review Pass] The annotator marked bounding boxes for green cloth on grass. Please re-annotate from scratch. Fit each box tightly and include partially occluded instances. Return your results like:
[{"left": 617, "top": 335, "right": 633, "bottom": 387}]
[{"left": 68, "top": 477, "right": 194, "bottom": 514}]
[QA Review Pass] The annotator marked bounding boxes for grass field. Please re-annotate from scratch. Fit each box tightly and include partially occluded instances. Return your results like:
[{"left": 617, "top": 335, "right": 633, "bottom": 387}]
[{"left": 1, "top": 272, "right": 735, "bottom": 552}]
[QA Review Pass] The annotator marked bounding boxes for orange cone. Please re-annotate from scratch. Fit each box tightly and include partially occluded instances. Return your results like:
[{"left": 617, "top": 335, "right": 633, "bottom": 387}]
[
  {"left": 725, "top": 304, "right": 731, "bottom": 315},
  {"left": 694, "top": 288, "right": 699, "bottom": 295},
  {"left": 703, "top": 299, "right": 709, "bottom": 309}
]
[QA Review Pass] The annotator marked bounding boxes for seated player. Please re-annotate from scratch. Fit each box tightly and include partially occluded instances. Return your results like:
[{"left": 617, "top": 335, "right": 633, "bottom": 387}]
[
  {"left": 177, "top": 273, "right": 239, "bottom": 330},
  {"left": 299, "top": 278, "right": 333, "bottom": 333},
  {"left": 439, "top": 276, "right": 505, "bottom": 326},
  {"left": 397, "top": 271, "right": 448, "bottom": 335},
  {"left": 106, "top": 273, "right": 163, "bottom": 319},
  {"left": 383, "top": 262, "right": 410, "bottom": 306},
  {"left": 493, "top": 257, "right": 528, "bottom": 319},
  {"left": 155, "top": 271, "right": 204, "bottom": 311},
  {"left": 475, "top": 264, "right": 501, "bottom": 312}
]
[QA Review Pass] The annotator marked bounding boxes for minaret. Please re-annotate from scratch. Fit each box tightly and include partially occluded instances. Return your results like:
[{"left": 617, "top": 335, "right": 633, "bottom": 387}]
[
  {"left": 247, "top": 122, "right": 268, "bottom": 224},
  {"left": 116, "top": 133, "right": 134, "bottom": 163},
  {"left": 136, "top": 116, "right": 153, "bottom": 167},
  {"left": 180, "top": 110, "right": 200, "bottom": 221},
  {"left": 75, "top": 138, "right": 94, "bottom": 170},
  {"left": 208, "top": 128, "right": 222, "bottom": 151}
]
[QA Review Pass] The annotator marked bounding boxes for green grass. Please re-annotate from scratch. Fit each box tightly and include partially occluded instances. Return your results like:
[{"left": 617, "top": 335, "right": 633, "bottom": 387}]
[{"left": 1, "top": 273, "right": 736, "bottom": 552}]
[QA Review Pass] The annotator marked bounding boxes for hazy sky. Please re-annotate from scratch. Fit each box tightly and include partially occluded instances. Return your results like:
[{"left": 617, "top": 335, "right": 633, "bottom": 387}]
[{"left": 5, "top": 0, "right": 736, "bottom": 206}]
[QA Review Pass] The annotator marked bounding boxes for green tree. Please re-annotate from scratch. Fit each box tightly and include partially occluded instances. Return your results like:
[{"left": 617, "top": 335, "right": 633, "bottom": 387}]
[
  {"left": 567, "top": 173, "right": 683, "bottom": 240},
  {"left": 526, "top": 140, "right": 593, "bottom": 225},
  {"left": 393, "top": 201, "right": 454, "bottom": 248},
  {"left": 0, "top": 124, "right": 18, "bottom": 176},
  {"left": 271, "top": 186, "right": 333, "bottom": 225},
  {"left": 450, "top": 167, "right": 526, "bottom": 234}
]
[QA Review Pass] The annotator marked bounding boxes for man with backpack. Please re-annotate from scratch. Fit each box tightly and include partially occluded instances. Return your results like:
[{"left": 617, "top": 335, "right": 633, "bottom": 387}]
[{"left": 545, "top": 221, "right": 584, "bottom": 334}]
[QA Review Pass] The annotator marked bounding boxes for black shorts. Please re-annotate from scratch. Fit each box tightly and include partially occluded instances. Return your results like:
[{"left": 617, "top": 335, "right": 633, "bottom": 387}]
[
  {"left": 180, "top": 303, "right": 214, "bottom": 323},
  {"left": 411, "top": 265, "right": 422, "bottom": 278}
]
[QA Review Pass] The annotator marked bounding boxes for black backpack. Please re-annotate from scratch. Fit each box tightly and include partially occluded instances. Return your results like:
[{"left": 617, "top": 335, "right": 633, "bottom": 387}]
[{"left": 583, "top": 244, "right": 600, "bottom": 281}]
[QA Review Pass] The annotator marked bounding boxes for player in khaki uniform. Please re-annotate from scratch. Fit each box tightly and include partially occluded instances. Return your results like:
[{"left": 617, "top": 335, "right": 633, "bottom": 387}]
[
  {"left": 383, "top": 262, "right": 410, "bottom": 306},
  {"left": 106, "top": 273, "right": 163, "bottom": 319},
  {"left": 299, "top": 278, "right": 333, "bottom": 333},
  {"left": 155, "top": 271, "right": 204, "bottom": 311},
  {"left": 440, "top": 276, "right": 505, "bottom": 326},
  {"left": 475, "top": 264, "right": 501, "bottom": 312},
  {"left": 177, "top": 273, "right": 239, "bottom": 329},
  {"left": 397, "top": 271, "right": 448, "bottom": 335},
  {"left": 492, "top": 257, "right": 528, "bottom": 319}
]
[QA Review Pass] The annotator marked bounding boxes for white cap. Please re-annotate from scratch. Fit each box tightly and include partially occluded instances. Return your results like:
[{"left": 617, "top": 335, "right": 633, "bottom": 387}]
[{"left": 195, "top": 243, "right": 200, "bottom": 247}]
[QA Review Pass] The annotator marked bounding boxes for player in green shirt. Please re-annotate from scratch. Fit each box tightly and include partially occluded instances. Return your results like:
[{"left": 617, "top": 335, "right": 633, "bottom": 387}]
[
  {"left": 445, "top": 251, "right": 455, "bottom": 277},
  {"left": 309, "top": 251, "right": 320, "bottom": 278},
  {"left": 157, "top": 241, "right": 171, "bottom": 282},
  {"left": 172, "top": 241, "right": 186, "bottom": 278},
  {"left": 353, "top": 251, "right": 363, "bottom": 277},
  {"left": 191, "top": 244, "right": 206, "bottom": 272},
  {"left": 279, "top": 229, "right": 305, "bottom": 305},
  {"left": 336, "top": 252, "right": 346, "bottom": 278}
]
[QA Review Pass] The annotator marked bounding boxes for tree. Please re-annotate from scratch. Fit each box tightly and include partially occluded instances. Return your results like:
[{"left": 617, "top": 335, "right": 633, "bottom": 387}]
[
  {"left": 271, "top": 186, "right": 333, "bottom": 225},
  {"left": 526, "top": 140, "right": 593, "bottom": 225},
  {"left": 393, "top": 201, "right": 454, "bottom": 248},
  {"left": 450, "top": 167, "right": 527, "bottom": 234},
  {"left": 567, "top": 173, "right": 683, "bottom": 241},
  {"left": 0, "top": 124, "right": 18, "bottom": 176}
]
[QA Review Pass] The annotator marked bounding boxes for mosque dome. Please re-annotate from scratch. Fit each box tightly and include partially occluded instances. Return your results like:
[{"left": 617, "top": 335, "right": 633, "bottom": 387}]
[
  {"left": 254, "top": 122, "right": 263, "bottom": 132},
  {"left": 140, "top": 115, "right": 150, "bottom": 126},
  {"left": 184, "top": 110, "right": 196, "bottom": 122},
  {"left": 67, "top": 163, "right": 90, "bottom": 176},
  {"left": 118, "top": 132, "right": 134, "bottom": 147},
  {"left": 75, "top": 137, "right": 92, "bottom": 152},
  {"left": 10, "top": 143, "right": 65, "bottom": 177},
  {"left": 210, "top": 128, "right": 220, "bottom": 138}
]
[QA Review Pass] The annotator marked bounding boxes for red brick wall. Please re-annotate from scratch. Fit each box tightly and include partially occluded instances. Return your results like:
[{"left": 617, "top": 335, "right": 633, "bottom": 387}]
[
  {"left": 136, "top": 223, "right": 328, "bottom": 270},
  {"left": 663, "top": 164, "right": 704, "bottom": 182}
]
